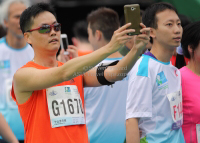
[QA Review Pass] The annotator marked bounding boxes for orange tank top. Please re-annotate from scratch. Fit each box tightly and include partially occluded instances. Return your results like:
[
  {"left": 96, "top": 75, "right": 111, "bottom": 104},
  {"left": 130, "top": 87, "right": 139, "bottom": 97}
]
[
  {"left": 78, "top": 50, "right": 93, "bottom": 57},
  {"left": 11, "top": 61, "right": 89, "bottom": 143}
]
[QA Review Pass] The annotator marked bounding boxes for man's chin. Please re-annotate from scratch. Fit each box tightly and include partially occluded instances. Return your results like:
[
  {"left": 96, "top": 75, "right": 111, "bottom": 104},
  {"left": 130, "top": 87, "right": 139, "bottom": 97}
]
[
  {"left": 171, "top": 42, "right": 181, "bottom": 48},
  {"left": 16, "top": 34, "right": 24, "bottom": 39},
  {"left": 10, "top": 30, "right": 24, "bottom": 39}
]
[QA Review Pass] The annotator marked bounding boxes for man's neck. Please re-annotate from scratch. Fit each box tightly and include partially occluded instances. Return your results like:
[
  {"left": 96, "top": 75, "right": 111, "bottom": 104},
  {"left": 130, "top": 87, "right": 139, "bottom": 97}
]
[
  {"left": 150, "top": 42, "right": 175, "bottom": 63},
  {"left": 187, "top": 60, "right": 200, "bottom": 76},
  {"left": 77, "top": 42, "right": 93, "bottom": 51},
  {"left": 33, "top": 49, "right": 58, "bottom": 67},
  {"left": 6, "top": 32, "right": 27, "bottom": 49}
]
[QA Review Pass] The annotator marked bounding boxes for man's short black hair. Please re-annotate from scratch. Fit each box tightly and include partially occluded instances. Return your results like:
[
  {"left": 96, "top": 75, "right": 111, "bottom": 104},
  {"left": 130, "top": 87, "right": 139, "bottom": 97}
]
[
  {"left": 181, "top": 21, "right": 200, "bottom": 59},
  {"left": 20, "top": 2, "right": 57, "bottom": 34},
  {"left": 72, "top": 20, "right": 89, "bottom": 42},
  {"left": 87, "top": 7, "right": 119, "bottom": 41},
  {"left": 178, "top": 14, "right": 191, "bottom": 28},
  {"left": 142, "top": 2, "right": 178, "bottom": 43}
]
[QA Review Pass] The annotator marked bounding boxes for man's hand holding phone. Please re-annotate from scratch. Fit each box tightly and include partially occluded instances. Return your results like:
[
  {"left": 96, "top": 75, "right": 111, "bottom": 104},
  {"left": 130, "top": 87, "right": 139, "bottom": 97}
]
[
  {"left": 133, "top": 23, "right": 150, "bottom": 52},
  {"left": 57, "top": 34, "right": 78, "bottom": 63},
  {"left": 57, "top": 45, "right": 78, "bottom": 63}
]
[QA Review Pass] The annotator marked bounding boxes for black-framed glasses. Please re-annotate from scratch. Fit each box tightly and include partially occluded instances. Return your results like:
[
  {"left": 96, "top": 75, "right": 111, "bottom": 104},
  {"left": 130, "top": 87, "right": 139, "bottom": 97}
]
[{"left": 26, "top": 23, "right": 61, "bottom": 34}]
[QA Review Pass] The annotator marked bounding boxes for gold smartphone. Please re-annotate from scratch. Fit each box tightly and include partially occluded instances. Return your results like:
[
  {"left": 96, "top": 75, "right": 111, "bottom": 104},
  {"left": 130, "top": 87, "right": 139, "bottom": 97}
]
[{"left": 124, "top": 4, "right": 141, "bottom": 35}]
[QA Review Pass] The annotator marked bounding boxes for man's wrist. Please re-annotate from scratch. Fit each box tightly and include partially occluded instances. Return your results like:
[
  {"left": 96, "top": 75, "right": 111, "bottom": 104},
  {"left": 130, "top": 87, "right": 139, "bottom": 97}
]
[{"left": 130, "top": 46, "right": 143, "bottom": 56}]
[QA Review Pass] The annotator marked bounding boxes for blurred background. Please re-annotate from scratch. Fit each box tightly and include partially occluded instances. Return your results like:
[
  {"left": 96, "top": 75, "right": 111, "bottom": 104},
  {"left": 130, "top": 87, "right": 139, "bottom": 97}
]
[{"left": 0, "top": 0, "right": 199, "bottom": 44}]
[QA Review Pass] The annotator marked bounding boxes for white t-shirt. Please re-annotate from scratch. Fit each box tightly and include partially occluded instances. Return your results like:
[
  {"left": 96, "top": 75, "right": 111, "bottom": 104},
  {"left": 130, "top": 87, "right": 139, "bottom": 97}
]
[
  {"left": 126, "top": 54, "right": 185, "bottom": 143},
  {"left": 84, "top": 57, "right": 128, "bottom": 143},
  {"left": 0, "top": 37, "right": 34, "bottom": 139}
]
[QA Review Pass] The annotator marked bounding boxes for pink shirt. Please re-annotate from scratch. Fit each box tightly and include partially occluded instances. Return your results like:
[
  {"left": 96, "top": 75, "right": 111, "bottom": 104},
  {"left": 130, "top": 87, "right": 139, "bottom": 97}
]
[{"left": 180, "top": 66, "right": 200, "bottom": 143}]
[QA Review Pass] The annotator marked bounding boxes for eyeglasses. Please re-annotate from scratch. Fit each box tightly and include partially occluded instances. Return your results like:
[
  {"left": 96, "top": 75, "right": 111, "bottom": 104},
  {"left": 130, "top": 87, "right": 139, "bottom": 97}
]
[{"left": 26, "top": 23, "right": 61, "bottom": 34}]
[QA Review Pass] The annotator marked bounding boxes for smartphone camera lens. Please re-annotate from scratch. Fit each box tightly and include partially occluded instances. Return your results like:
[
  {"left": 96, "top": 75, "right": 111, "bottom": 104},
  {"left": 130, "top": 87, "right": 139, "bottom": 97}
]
[{"left": 131, "top": 7, "right": 135, "bottom": 11}]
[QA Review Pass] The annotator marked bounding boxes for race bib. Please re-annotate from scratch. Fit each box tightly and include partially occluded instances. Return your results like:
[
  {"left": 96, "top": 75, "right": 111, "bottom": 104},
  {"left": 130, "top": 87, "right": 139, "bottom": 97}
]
[
  {"left": 197, "top": 124, "right": 200, "bottom": 143},
  {"left": 167, "top": 90, "right": 183, "bottom": 130},
  {"left": 46, "top": 85, "right": 85, "bottom": 128},
  {"left": 5, "top": 78, "right": 17, "bottom": 109}
]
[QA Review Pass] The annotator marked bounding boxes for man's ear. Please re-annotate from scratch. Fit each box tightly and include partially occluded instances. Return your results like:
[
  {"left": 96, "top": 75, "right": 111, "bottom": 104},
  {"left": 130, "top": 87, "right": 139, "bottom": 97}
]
[
  {"left": 24, "top": 32, "right": 32, "bottom": 45},
  {"left": 150, "top": 28, "right": 156, "bottom": 39},
  {"left": 188, "top": 45, "right": 193, "bottom": 55},
  {"left": 71, "top": 37, "right": 79, "bottom": 46},
  {"left": 4, "top": 19, "right": 9, "bottom": 29},
  {"left": 95, "top": 30, "right": 102, "bottom": 41}
]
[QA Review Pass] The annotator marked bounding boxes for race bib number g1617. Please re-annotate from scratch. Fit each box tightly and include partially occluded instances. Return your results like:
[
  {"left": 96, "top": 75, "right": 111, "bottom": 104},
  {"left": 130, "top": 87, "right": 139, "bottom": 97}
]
[
  {"left": 46, "top": 85, "right": 85, "bottom": 128},
  {"left": 167, "top": 90, "right": 183, "bottom": 130}
]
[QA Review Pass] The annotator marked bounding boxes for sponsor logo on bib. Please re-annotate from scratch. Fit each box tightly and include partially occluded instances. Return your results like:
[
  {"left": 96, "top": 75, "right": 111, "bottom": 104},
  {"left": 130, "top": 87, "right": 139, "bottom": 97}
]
[
  {"left": 49, "top": 90, "right": 57, "bottom": 96},
  {"left": 65, "top": 87, "right": 71, "bottom": 95}
]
